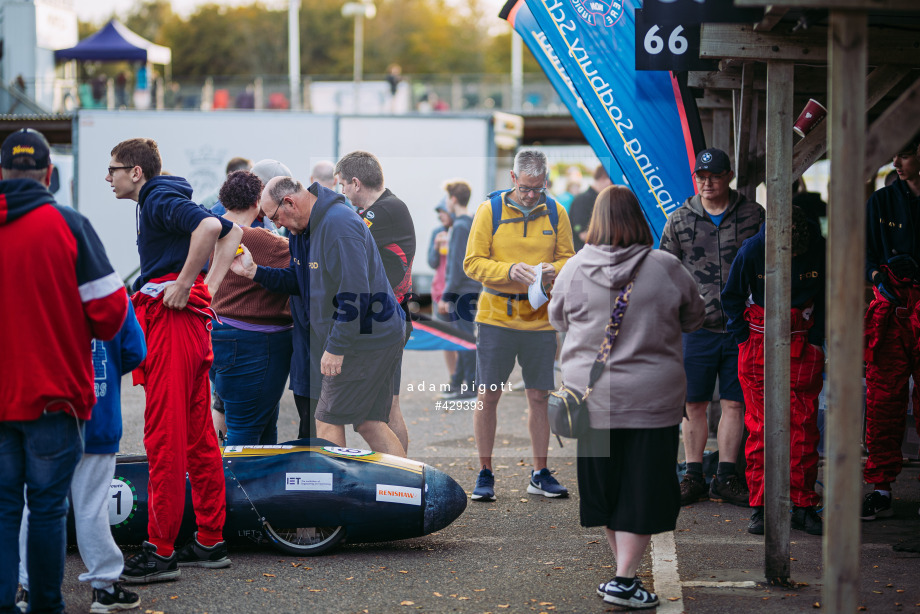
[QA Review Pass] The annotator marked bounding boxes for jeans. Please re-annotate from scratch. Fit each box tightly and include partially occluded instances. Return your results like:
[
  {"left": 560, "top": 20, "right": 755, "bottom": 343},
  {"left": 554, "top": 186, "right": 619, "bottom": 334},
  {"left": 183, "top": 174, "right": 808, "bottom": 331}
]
[
  {"left": 20, "top": 454, "right": 124, "bottom": 592},
  {"left": 210, "top": 322, "right": 293, "bottom": 446},
  {"left": 0, "top": 411, "right": 83, "bottom": 614}
]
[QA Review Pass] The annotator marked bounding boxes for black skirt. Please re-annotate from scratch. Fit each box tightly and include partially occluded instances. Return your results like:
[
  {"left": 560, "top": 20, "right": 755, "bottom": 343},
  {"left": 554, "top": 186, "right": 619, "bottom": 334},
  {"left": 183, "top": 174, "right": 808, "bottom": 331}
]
[{"left": 577, "top": 424, "right": 681, "bottom": 534}]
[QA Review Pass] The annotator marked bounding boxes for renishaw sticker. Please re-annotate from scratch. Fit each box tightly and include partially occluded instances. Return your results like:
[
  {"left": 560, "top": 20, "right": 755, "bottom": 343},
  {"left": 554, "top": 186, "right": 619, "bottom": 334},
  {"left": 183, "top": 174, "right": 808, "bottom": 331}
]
[
  {"left": 285, "top": 473, "right": 334, "bottom": 491},
  {"left": 109, "top": 477, "right": 137, "bottom": 527},
  {"left": 376, "top": 484, "right": 422, "bottom": 506}
]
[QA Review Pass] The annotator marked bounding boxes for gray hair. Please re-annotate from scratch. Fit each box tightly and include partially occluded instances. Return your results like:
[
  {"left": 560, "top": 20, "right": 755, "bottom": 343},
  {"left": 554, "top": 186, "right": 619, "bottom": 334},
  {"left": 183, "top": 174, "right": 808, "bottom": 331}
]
[
  {"left": 2, "top": 168, "right": 47, "bottom": 183},
  {"left": 251, "top": 159, "right": 292, "bottom": 184},
  {"left": 268, "top": 176, "right": 303, "bottom": 205},
  {"left": 335, "top": 151, "right": 384, "bottom": 190},
  {"left": 311, "top": 160, "right": 336, "bottom": 187},
  {"left": 513, "top": 149, "right": 548, "bottom": 179}
]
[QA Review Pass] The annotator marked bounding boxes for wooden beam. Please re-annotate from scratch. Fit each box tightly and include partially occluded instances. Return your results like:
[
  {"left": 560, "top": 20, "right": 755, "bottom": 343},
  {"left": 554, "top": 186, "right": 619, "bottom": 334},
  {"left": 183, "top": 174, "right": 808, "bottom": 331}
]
[
  {"left": 736, "top": 0, "right": 920, "bottom": 9},
  {"left": 764, "top": 59, "right": 794, "bottom": 585},
  {"left": 700, "top": 24, "right": 920, "bottom": 65},
  {"left": 690, "top": 70, "right": 745, "bottom": 90},
  {"left": 712, "top": 108, "right": 733, "bottom": 155},
  {"left": 823, "top": 11, "right": 867, "bottom": 614},
  {"left": 735, "top": 62, "right": 755, "bottom": 196},
  {"left": 697, "top": 91, "right": 734, "bottom": 109},
  {"left": 754, "top": 6, "right": 790, "bottom": 32},
  {"left": 791, "top": 65, "right": 911, "bottom": 182},
  {"left": 863, "top": 76, "right": 920, "bottom": 180}
]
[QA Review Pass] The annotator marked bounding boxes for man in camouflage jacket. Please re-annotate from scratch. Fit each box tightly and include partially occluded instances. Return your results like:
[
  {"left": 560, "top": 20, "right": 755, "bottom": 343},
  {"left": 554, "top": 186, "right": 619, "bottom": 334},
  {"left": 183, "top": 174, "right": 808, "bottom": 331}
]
[{"left": 659, "top": 148, "right": 765, "bottom": 508}]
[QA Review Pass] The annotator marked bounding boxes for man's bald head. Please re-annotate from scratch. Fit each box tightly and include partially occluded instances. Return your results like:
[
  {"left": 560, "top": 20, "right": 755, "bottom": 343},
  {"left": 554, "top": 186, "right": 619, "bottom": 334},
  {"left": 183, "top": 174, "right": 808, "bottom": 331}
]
[{"left": 310, "top": 160, "right": 336, "bottom": 189}]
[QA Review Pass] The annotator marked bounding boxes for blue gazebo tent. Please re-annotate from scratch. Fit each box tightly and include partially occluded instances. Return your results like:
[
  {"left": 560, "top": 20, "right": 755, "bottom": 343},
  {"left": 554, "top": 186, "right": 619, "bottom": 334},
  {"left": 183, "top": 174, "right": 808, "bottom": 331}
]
[{"left": 54, "top": 20, "right": 171, "bottom": 66}]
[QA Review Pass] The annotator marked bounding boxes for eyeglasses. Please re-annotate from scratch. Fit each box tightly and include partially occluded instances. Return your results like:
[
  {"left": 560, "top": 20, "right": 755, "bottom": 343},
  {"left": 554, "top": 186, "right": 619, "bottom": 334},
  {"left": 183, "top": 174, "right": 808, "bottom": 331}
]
[
  {"left": 516, "top": 185, "right": 547, "bottom": 196},
  {"left": 269, "top": 196, "right": 287, "bottom": 222},
  {"left": 693, "top": 171, "right": 730, "bottom": 184},
  {"left": 107, "top": 165, "right": 135, "bottom": 176}
]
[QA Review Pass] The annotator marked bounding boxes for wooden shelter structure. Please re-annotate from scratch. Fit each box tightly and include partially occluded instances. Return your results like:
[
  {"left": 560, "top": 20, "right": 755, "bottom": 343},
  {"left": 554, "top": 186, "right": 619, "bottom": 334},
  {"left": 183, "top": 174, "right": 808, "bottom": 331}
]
[{"left": 689, "top": 3, "right": 920, "bottom": 610}]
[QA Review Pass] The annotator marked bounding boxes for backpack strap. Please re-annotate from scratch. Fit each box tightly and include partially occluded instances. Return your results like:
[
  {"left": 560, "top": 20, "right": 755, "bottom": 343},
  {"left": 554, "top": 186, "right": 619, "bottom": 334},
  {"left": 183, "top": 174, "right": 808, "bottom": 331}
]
[{"left": 487, "top": 190, "right": 559, "bottom": 236}]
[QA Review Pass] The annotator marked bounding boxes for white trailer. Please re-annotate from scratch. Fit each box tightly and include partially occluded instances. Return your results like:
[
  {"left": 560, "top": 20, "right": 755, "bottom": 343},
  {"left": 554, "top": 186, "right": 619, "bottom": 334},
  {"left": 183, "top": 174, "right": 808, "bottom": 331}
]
[{"left": 73, "top": 110, "right": 500, "bottom": 293}]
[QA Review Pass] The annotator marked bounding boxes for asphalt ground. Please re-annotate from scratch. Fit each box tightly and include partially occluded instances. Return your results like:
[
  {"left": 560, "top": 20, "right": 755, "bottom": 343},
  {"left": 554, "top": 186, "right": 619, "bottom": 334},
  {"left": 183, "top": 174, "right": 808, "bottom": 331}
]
[{"left": 54, "top": 347, "right": 920, "bottom": 613}]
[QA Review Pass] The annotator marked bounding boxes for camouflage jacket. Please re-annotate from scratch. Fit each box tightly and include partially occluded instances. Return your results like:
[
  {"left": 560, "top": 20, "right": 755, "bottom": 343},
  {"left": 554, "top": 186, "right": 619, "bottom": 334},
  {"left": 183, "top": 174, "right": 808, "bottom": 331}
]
[{"left": 659, "top": 190, "right": 765, "bottom": 332}]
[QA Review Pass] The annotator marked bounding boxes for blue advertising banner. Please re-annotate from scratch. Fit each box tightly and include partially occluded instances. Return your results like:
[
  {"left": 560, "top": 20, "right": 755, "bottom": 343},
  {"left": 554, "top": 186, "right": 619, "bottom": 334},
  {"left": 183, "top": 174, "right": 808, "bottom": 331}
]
[{"left": 501, "top": 0, "right": 700, "bottom": 241}]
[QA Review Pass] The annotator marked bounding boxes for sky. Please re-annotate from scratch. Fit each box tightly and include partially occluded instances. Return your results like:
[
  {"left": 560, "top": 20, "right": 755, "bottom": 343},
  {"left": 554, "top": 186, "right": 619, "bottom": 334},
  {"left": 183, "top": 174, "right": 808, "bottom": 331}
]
[{"left": 74, "top": 0, "right": 508, "bottom": 25}]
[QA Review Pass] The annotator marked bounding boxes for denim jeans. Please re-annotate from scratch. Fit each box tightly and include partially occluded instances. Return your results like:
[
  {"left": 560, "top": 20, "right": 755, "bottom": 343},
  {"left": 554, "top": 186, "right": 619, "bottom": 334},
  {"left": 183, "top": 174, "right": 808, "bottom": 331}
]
[
  {"left": 0, "top": 411, "right": 83, "bottom": 614},
  {"left": 210, "top": 322, "right": 293, "bottom": 445}
]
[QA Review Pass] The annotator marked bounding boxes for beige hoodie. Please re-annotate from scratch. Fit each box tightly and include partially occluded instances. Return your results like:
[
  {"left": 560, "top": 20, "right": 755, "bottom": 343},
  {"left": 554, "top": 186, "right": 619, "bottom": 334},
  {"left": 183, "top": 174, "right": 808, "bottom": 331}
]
[{"left": 549, "top": 243, "right": 705, "bottom": 429}]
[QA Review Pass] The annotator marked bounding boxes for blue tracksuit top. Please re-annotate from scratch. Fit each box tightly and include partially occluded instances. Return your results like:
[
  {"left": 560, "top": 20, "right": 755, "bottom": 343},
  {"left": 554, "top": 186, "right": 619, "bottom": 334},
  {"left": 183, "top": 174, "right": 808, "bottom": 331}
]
[
  {"left": 133, "top": 175, "right": 234, "bottom": 291},
  {"left": 254, "top": 183, "right": 405, "bottom": 399},
  {"left": 722, "top": 222, "right": 826, "bottom": 347},
  {"left": 87, "top": 301, "right": 147, "bottom": 454}
]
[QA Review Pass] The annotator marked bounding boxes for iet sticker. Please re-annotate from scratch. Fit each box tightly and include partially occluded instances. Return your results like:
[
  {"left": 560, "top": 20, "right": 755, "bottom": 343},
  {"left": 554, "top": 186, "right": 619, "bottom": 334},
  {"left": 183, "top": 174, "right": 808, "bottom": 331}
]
[
  {"left": 285, "top": 473, "right": 333, "bottom": 491},
  {"left": 376, "top": 484, "right": 421, "bottom": 506}
]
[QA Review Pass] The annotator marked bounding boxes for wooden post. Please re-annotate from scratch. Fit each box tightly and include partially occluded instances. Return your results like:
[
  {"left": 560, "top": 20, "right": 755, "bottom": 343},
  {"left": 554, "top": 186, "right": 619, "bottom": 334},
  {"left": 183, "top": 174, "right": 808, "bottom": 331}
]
[
  {"left": 764, "top": 59, "right": 794, "bottom": 584},
  {"left": 712, "top": 108, "right": 733, "bottom": 155},
  {"left": 824, "top": 11, "right": 867, "bottom": 613}
]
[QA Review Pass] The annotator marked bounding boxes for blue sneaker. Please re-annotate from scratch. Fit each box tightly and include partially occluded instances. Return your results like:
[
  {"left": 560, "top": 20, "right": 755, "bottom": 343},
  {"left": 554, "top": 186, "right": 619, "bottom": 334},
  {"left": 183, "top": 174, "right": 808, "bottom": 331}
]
[
  {"left": 471, "top": 468, "right": 495, "bottom": 501},
  {"left": 527, "top": 468, "right": 569, "bottom": 498}
]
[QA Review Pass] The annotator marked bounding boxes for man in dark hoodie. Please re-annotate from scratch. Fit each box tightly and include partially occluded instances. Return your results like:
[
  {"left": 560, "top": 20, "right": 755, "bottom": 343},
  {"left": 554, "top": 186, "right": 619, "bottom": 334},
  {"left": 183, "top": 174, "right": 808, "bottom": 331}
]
[
  {"left": 861, "top": 133, "right": 920, "bottom": 523},
  {"left": 722, "top": 206, "right": 826, "bottom": 537},
  {"left": 232, "top": 177, "right": 407, "bottom": 456},
  {"left": 106, "top": 138, "right": 242, "bottom": 583},
  {"left": 660, "top": 148, "right": 765, "bottom": 508},
  {"left": 1, "top": 128, "right": 128, "bottom": 614}
]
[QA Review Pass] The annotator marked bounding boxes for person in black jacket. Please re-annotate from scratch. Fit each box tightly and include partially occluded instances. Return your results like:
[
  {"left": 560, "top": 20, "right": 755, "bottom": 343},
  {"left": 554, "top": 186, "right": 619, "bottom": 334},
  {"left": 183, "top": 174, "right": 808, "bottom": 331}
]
[
  {"left": 335, "top": 151, "right": 415, "bottom": 453},
  {"left": 569, "top": 164, "right": 612, "bottom": 252},
  {"left": 861, "top": 132, "right": 920, "bottom": 521}
]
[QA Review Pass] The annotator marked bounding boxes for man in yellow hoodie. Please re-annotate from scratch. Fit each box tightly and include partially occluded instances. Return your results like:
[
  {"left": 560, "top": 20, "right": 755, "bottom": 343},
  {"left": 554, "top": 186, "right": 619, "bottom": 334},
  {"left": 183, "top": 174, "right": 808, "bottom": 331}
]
[{"left": 464, "top": 149, "right": 575, "bottom": 501}]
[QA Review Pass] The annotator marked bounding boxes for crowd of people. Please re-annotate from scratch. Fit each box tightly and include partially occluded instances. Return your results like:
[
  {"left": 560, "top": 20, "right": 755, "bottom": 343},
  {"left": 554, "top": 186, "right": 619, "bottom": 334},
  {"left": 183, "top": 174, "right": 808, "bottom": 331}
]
[{"left": 3, "top": 124, "right": 920, "bottom": 612}]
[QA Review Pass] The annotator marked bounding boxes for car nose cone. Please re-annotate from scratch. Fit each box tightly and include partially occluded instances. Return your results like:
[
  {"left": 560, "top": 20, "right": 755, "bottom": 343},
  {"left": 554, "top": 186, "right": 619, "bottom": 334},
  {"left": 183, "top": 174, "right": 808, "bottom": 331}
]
[{"left": 423, "top": 465, "right": 468, "bottom": 534}]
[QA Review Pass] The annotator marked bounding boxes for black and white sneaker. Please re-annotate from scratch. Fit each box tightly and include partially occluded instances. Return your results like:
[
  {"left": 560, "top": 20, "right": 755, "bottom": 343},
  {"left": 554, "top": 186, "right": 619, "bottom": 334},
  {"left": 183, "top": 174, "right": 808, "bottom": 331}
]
[
  {"left": 15, "top": 586, "right": 28, "bottom": 614},
  {"left": 90, "top": 583, "right": 141, "bottom": 613},
  {"left": 861, "top": 491, "right": 893, "bottom": 520},
  {"left": 597, "top": 577, "right": 659, "bottom": 609},
  {"left": 176, "top": 533, "right": 231, "bottom": 568},
  {"left": 120, "top": 541, "right": 180, "bottom": 584}
]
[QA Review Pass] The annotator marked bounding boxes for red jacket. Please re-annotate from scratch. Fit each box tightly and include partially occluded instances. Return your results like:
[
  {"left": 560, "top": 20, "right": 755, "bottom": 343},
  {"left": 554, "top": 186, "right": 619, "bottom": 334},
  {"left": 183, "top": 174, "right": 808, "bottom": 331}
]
[{"left": 0, "top": 179, "right": 128, "bottom": 421}]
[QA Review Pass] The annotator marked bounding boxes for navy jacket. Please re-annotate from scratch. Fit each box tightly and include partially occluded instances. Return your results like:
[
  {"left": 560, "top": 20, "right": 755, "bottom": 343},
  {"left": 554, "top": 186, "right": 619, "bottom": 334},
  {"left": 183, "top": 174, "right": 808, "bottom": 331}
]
[
  {"left": 87, "top": 301, "right": 146, "bottom": 454},
  {"left": 134, "top": 175, "right": 234, "bottom": 291},
  {"left": 442, "top": 213, "right": 480, "bottom": 298},
  {"left": 865, "top": 179, "right": 920, "bottom": 282},
  {"left": 254, "top": 183, "right": 405, "bottom": 399},
  {"left": 722, "top": 223, "right": 826, "bottom": 346}
]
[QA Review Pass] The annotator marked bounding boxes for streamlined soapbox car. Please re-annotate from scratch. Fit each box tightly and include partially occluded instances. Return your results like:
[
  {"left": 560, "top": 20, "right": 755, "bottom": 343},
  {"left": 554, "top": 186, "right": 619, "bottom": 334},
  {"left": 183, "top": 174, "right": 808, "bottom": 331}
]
[{"left": 78, "top": 440, "right": 467, "bottom": 555}]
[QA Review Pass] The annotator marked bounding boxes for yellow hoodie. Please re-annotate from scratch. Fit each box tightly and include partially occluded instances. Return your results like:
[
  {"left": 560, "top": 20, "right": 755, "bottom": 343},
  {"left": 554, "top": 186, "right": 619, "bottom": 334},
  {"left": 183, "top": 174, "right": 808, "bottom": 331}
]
[{"left": 463, "top": 192, "right": 574, "bottom": 331}]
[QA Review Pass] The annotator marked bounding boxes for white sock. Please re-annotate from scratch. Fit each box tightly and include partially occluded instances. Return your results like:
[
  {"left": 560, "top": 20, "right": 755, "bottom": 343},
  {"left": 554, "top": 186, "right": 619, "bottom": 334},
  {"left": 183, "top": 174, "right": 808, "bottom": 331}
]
[{"left": 876, "top": 489, "right": 891, "bottom": 499}]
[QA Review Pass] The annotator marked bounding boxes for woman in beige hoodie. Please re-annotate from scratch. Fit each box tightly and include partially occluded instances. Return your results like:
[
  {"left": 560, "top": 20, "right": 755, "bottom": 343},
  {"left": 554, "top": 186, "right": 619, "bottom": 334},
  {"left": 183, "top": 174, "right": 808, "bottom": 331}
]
[{"left": 549, "top": 185, "right": 705, "bottom": 609}]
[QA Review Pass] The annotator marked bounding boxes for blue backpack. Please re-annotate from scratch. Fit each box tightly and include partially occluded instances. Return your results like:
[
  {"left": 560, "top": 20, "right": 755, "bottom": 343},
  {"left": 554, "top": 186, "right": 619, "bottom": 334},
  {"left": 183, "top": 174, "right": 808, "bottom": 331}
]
[{"left": 487, "top": 189, "right": 558, "bottom": 236}]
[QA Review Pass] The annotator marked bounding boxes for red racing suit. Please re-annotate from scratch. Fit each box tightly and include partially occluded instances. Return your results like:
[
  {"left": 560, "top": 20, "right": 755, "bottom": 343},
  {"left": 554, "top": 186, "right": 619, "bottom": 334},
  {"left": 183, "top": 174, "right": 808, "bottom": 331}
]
[
  {"left": 863, "top": 269, "right": 920, "bottom": 487},
  {"left": 738, "top": 304, "right": 824, "bottom": 507},
  {"left": 132, "top": 273, "right": 226, "bottom": 553}
]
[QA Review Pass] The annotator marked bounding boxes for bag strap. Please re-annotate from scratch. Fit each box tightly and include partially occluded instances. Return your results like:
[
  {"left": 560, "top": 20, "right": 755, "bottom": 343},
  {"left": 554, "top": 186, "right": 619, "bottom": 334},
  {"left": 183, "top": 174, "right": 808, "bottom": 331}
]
[{"left": 583, "top": 256, "right": 646, "bottom": 399}]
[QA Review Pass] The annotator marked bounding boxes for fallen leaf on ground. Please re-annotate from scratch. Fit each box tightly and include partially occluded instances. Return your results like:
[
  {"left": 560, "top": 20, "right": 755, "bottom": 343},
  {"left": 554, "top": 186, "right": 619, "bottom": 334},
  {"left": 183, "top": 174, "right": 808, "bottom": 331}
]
[
  {"left": 400, "top": 601, "right": 414, "bottom": 606},
  {"left": 263, "top": 573, "right": 276, "bottom": 577}
]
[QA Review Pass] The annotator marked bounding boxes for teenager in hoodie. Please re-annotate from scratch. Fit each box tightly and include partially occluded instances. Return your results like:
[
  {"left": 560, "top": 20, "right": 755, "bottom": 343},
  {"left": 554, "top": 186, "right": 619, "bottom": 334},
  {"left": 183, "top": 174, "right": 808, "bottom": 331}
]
[
  {"left": 659, "top": 148, "right": 765, "bottom": 508},
  {"left": 722, "top": 206, "right": 826, "bottom": 537},
  {"left": 1, "top": 128, "right": 128, "bottom": 614},
  {"left": 232, "top": 177, "right": 407, "bottom": 457},
  {"left": 106, "top": 138, "right": 242, "bottom": 583},
  {"left": 550, "top": 185, "right": 704, "bottom": 609}
]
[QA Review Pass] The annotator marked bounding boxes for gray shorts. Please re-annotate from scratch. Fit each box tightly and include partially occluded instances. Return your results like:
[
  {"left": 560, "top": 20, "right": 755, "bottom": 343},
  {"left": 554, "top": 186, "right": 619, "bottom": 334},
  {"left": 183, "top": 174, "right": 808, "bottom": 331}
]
[
  {"left": 476, "top": 323, "right": 556, "bottom": 391},
  {"left": 315, "top": 343, "right": 402, "bottom": 428}
]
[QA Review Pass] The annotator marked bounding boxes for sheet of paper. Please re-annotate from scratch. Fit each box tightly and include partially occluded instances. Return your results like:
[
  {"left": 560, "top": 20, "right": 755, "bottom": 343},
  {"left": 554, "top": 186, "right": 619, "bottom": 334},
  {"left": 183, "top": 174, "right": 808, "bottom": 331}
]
[{"left": 528, "top": 264, "right": 548, "bottom": 310}]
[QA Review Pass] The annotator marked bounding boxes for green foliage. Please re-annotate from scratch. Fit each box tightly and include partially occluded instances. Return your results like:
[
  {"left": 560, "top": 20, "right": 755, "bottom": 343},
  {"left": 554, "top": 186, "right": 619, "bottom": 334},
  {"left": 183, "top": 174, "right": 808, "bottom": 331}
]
[{"left": 73, "top": 0, "right": 552, "bottom": 80}]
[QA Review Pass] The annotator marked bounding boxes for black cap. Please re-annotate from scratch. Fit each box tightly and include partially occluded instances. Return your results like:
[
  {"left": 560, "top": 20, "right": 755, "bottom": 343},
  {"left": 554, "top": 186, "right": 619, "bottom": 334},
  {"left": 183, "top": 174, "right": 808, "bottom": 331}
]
[
  {"left": 694, "top": 148, "right": 731, "bottom": 174},
  {"left": 1, "top": 128, "right": 51, "bottom": 170}
]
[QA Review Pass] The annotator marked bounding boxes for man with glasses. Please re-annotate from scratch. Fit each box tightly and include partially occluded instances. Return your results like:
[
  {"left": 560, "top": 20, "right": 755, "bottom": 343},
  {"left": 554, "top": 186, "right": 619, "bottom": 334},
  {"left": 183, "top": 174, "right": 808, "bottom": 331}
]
[
  {"left": 463, "top": 148, "right": 575, "bottom": 502},
  {"left": 660, "top": 147, "right": 764, "bottom": 508},
  {"left": 106, "top": 138, "right": 242, "bottom": 583}
]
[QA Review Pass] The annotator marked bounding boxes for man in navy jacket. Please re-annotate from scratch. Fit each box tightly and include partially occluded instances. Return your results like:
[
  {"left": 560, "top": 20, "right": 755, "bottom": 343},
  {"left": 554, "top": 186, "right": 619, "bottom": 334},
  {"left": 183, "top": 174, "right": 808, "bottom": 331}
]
[{"left": 232, "top": 177, "right": 406, "bottom": 456}]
